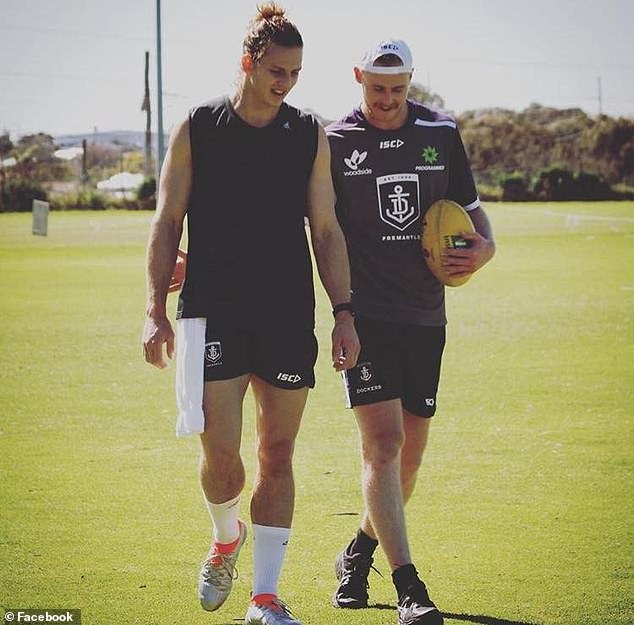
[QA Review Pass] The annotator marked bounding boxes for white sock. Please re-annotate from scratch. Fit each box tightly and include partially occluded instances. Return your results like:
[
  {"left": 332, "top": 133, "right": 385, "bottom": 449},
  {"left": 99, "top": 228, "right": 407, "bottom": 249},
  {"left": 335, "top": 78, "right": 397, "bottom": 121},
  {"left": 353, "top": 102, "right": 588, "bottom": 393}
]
[
  {"left": 204, "top": 494, "right": 241, "bottom": 544},
  {"left": 252, "top": 524, "right": 291, "bottom": 597}
]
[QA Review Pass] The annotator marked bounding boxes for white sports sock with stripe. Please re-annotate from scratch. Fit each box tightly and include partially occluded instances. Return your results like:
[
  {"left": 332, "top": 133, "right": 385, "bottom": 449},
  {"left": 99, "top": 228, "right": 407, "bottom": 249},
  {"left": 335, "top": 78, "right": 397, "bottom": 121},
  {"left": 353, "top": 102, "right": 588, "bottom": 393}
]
[
  {"left": 252, "top": 524, "right": 291, "bottom": 597},
  {"left": 205, "top": 494, "right": 241, "bottom": 544}
]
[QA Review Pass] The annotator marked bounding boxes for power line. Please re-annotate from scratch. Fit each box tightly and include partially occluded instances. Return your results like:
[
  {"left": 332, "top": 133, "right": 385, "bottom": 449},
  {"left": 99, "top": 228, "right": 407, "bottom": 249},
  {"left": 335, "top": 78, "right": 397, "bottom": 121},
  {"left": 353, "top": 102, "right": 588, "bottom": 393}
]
[
  {"left": 0, "top": 23, "right": 151, "bottom": 43},
  {"left": 0, "top": 71, "right": 89, "bottom": 81},
  {"left": 437, "top": 55, "right": 634, "bottom": 71}
]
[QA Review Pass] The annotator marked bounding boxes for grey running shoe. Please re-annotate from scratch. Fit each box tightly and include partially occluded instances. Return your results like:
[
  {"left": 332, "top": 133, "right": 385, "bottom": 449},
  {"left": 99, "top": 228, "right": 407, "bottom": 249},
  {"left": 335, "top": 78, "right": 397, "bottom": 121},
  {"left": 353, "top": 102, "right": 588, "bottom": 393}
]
[
  {"left": 245, "top": 597, "right": 302, "bottom": 625},
  {"left": 198, "top": 519, "right": 247, "bottom": 612}
]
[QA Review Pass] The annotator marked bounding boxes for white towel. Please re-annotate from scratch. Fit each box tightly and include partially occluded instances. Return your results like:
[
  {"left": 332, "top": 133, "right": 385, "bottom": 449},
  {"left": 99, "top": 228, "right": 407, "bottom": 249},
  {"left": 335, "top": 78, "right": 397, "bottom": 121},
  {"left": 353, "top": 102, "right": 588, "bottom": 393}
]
[{"left": 175, "top": 317, "right": 206, "bottom": 436}]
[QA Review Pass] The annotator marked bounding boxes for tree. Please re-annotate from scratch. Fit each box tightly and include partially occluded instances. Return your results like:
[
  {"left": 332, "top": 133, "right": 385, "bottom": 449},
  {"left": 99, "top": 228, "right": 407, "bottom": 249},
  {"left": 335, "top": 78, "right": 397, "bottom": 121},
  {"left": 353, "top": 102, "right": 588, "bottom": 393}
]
[
  {"left": 8, "top": 133, "right": 73, "bottom": 182},
  {"left": 15, "top": 133, "right": 56, "bottom": 163},
  {"left": 0, "top": 132, "right": 13, "bottom": 158},
  {"left": 408, "top": 82, "right": 445, "bottom": 110},
  {"left": 586, "top": 116, "right": 634, "bottom": 184},
  {"left": 458, "top": 104, "right": 633, "bottom": 190}
]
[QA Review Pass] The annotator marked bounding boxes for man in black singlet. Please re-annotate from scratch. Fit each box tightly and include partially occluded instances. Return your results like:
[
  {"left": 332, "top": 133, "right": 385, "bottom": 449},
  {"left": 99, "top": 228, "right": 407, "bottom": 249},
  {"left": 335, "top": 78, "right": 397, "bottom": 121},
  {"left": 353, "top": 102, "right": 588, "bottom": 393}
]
[
  {"left": 142, "top": 5, "right": 359, "bottom": 625},
  {"left": 327, "top": 39, "right": 495, "bottom": 625}
]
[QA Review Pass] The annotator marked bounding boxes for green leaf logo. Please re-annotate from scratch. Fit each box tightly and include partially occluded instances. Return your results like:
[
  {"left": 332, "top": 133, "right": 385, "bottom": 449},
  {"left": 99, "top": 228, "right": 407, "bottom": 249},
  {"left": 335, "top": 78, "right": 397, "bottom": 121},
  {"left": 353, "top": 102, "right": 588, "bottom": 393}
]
[{"left": 422, "top": 146, "right": 439, "bottom": 164}]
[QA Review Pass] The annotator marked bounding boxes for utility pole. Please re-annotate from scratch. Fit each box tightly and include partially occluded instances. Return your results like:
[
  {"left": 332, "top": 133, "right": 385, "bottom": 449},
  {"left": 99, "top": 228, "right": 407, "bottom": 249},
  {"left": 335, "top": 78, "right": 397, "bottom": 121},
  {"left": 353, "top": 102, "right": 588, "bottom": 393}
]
[
  {"left": 156, "top": 0, "right": 165, "bottom": 179},
  {"left": 141, "top": 50, "right": 152, "bottom": 178},
  {"left": 597, "top": 76, "right": 603, "bottom": 116},
  {"left": 81, "top": 139, "right": 89, "bottom": 184}
]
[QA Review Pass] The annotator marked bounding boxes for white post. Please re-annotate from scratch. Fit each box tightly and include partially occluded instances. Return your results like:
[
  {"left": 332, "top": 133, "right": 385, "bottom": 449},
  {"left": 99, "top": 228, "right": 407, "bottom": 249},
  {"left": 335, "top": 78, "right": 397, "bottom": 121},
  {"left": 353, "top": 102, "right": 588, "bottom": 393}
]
[{"left": 32, "top": 199, "right": 50, "bottom": 236}]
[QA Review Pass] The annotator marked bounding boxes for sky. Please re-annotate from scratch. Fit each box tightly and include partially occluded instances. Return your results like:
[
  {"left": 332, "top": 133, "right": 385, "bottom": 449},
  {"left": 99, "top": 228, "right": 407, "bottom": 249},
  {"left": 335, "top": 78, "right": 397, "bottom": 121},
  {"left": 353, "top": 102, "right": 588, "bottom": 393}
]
[{"left": 1, "top": 0, "right": 633, "bottom": 139}]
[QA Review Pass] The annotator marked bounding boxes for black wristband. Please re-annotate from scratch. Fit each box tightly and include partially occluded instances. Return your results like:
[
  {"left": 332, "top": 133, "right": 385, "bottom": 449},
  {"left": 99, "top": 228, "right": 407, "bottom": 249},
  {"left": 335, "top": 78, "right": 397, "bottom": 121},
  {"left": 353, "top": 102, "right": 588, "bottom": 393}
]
[{"left": 332, "top": 302, "right": 355, "bottom": 318}]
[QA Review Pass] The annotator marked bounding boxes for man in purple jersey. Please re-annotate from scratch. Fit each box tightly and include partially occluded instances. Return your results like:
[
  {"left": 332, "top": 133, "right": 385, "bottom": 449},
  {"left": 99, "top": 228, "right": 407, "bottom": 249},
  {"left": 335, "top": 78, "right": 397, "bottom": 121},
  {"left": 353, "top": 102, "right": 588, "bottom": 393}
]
[{"left": 326, "top": 40, "right": 495, "bottom": 625}]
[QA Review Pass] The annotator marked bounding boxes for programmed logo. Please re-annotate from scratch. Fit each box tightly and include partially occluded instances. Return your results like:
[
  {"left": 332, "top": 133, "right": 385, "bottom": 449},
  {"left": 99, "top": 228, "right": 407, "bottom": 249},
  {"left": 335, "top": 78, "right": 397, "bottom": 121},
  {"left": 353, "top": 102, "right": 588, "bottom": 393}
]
[
  {"left": 376, "top": 173, "right": 420, "bottom": 231},
  {"left": 422, "top": 145, "right": 439, "bottom": 164},
  {"left": 416, "top": 145, "right": 445, "bottom": 172}
]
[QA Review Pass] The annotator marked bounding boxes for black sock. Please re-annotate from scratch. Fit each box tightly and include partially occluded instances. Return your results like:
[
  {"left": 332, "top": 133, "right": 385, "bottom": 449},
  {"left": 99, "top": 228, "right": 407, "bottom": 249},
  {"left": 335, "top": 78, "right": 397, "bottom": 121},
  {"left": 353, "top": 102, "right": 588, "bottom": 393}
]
[
  {"left": 347, "top": 528, "right": 379, "bottom": 558},
  {"left": 392, "top": 563, "right": 420, "bottom": 600}
]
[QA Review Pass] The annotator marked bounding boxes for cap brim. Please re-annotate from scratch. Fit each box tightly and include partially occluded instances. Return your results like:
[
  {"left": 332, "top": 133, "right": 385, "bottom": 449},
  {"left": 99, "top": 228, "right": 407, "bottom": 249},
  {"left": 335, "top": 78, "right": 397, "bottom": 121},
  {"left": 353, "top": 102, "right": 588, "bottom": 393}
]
[{"left": 356, "top": 63, "right": 413, "bottom": 75}]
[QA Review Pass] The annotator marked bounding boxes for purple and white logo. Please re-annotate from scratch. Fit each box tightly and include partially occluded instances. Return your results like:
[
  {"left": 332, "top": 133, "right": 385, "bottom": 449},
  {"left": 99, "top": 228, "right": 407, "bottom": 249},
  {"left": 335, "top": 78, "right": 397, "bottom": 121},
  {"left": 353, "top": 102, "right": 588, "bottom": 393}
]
[
  {"left": 205, "top": 341, "right": 222, "bottom": 366},
  {"left": 344, "top": 149, "right": 367, "bottom": 170},
  {"left": 376, "top": 173, "right": 420, "bottom": 231}
]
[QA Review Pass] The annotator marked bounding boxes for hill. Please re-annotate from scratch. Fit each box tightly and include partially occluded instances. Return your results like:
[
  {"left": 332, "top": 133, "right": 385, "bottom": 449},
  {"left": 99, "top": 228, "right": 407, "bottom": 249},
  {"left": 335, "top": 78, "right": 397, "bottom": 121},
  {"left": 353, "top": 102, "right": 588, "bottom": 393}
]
[{"left": 54, "top": 130, "right": 167, "bottom": 151}]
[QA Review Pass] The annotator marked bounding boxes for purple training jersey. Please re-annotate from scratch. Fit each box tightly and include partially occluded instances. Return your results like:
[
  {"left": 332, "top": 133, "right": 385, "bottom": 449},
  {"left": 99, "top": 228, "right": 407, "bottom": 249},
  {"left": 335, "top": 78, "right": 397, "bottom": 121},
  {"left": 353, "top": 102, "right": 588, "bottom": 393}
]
[{"left": 327, "top": 100, "right": 480, "bottom": 326}]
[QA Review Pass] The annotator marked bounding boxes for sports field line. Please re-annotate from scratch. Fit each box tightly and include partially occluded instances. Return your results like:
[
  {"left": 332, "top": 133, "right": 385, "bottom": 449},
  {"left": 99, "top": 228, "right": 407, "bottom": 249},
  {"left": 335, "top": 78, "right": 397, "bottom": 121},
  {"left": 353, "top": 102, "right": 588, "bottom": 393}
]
[
  {"left": 47, "top": 214, "right": 153, "bottom": 229},
  {"left": 543, "top": 209, "right": 634, "bottom": 223}
]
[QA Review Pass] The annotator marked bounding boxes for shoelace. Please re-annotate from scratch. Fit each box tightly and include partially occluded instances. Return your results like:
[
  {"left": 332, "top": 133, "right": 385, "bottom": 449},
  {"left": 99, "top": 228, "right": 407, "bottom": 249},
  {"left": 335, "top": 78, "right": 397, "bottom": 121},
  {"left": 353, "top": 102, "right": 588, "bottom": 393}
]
[
  {"left": 251, "top": 596, "right": 297, "bottom": 622},
  {"left": 341, "top": 553, "right": 383, "bottom": 588},
  {"left": 264, "top": 598, "right": 296, "bottom": 618},
  {"left": 201, "top": 552, "right": 239, "bottom": 590}
]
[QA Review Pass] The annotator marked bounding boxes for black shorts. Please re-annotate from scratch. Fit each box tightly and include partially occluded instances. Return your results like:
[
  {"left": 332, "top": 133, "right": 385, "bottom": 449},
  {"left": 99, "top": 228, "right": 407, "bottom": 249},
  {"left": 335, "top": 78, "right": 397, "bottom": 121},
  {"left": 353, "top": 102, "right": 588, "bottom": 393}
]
[
  {"left": 343, "top": 317, "right": 446, "bottom": 417},
  {"left": 203, "top": 317, "right": 318, "bottom": 390}
]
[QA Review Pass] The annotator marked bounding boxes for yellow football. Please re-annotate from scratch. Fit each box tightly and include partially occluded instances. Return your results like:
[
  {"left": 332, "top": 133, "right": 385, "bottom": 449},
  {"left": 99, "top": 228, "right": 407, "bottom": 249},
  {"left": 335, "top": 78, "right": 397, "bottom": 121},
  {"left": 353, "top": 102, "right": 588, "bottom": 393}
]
[{"left": 421, "top": 199, "right": 475, "bottom": 287}]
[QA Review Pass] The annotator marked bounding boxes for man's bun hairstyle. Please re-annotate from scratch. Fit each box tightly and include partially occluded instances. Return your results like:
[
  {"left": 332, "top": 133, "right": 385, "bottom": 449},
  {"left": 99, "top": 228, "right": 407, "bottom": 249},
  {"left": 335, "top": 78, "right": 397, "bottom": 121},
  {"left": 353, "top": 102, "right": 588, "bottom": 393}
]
[{"left": 243, "top": 2, "right": 303, "bottom": 62}]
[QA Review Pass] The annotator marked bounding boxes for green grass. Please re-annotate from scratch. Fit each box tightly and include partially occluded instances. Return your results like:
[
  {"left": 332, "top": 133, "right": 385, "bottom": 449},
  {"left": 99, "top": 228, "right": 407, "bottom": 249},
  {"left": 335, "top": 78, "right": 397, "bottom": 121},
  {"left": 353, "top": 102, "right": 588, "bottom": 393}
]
[{"left": 1, "top": 204, "right": 633, "bottom": 625}]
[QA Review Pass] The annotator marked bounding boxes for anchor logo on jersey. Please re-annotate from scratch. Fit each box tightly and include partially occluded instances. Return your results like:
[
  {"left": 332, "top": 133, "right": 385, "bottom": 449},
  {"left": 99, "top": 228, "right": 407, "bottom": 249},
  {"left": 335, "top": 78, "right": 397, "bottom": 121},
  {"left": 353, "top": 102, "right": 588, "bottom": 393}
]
[{"left": 376, "top": 173, "right": 420, "bottom": 231}]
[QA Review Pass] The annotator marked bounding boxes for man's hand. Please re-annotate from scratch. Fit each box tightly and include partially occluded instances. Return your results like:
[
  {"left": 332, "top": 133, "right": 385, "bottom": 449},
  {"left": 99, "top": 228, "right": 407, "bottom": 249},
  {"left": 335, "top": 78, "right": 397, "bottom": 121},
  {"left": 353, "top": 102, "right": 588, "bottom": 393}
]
[
  {"left": 442, "top": 231, "right": 495, "bottom": 278},
  {"left": 331, "top": 312, "right": 360, "bottom": 372},
  {"left": 168, "top": 248, "right": 188, "bottom": 293},
  {"left": 142, "top": 313, "right": 175, "bottom": 369}
]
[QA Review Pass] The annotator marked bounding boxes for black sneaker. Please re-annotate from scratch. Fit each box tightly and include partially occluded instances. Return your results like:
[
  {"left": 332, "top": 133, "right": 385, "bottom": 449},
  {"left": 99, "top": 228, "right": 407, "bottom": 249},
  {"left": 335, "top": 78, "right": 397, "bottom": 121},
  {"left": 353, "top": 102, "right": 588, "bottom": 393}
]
[
  {"left": 397, "top": 579, "right": 443, "bottom": 625},
  {"left": 332, "top": 549, "right": 376, "bottom": 609}
]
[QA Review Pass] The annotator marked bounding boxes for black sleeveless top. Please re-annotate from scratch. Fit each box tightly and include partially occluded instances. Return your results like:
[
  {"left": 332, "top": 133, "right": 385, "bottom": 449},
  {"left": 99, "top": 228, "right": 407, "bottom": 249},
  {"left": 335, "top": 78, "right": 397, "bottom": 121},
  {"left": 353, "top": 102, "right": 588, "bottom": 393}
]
[{"left": 178, "top": 97, "right": 319, "bottom": 328}]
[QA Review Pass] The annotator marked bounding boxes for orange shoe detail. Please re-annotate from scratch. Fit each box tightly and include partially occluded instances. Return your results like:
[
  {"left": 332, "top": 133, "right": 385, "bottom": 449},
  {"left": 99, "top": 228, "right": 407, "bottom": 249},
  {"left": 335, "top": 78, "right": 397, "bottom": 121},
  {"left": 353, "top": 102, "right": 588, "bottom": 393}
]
[
  {"left": 251, "top": 593, "right": 280, "bottom": 609},
  {"left": 209, "top": 529, "right": 242, "bottom": 565}
]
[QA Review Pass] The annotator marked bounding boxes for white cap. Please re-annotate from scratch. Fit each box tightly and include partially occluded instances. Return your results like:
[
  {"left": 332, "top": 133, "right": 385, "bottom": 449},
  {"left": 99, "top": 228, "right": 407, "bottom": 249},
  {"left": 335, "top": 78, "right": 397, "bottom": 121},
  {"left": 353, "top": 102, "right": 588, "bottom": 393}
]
[{"left": 357, "top": 39, "right": 413, "bottom": 75}]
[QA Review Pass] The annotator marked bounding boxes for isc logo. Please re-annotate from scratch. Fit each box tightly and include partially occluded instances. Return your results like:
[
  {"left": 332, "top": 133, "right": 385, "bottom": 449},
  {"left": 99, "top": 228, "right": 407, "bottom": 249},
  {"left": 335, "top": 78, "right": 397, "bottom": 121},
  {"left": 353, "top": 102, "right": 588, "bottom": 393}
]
[
  {"left": 277, "top": 372, "right": 302, "bottom": 384},
  {"left": 380, "top": 139, "right": 404, "bottom": 150}
]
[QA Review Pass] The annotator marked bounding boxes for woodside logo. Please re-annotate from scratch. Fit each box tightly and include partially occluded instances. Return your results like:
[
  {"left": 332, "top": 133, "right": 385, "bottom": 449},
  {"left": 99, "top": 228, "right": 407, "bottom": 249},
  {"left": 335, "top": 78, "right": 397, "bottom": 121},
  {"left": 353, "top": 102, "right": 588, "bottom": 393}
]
[{"left": 344, "top": 149, "right": 372, "bottom": 176}]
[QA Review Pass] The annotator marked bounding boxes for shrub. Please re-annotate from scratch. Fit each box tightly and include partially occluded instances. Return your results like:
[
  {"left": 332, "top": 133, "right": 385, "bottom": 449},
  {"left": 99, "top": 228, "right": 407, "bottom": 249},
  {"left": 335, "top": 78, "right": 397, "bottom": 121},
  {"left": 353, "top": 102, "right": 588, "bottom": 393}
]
[
  {"left": 476, "top": 182, "right": 502, "bottom": 202},
  {"left": 501, "top": 173, "right": 533, "bottom": 201},
  {"left": 50, "top": 189, "right": 115, "bottom": 210},
  {"left": 612, "top": 183, "right": 634, "bottom": 200},
  {"left": 136, "top": 177, "right": 156, "bottom": 201},
  {"left": 533, "top": 167, "right": 575, "bottom": 201},
  {"left": 533, "top": 167, "right": 615, "bottom": 201},
  {"left": 134, "top": 177, "right": 156, "bottom": 210},
  {"left": 0, "top": 177, "right": 48, "bottom": 212},
  {"left": 573, "top": 172, "right": 614, "bottom": 201}
]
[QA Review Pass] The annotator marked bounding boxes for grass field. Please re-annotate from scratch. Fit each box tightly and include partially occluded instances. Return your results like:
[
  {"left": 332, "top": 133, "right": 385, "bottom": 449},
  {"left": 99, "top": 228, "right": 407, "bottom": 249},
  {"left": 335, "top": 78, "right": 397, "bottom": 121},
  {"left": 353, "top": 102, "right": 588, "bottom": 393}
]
[{"left": 1, "top": 203, "right": 633, "bottom": 625}]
